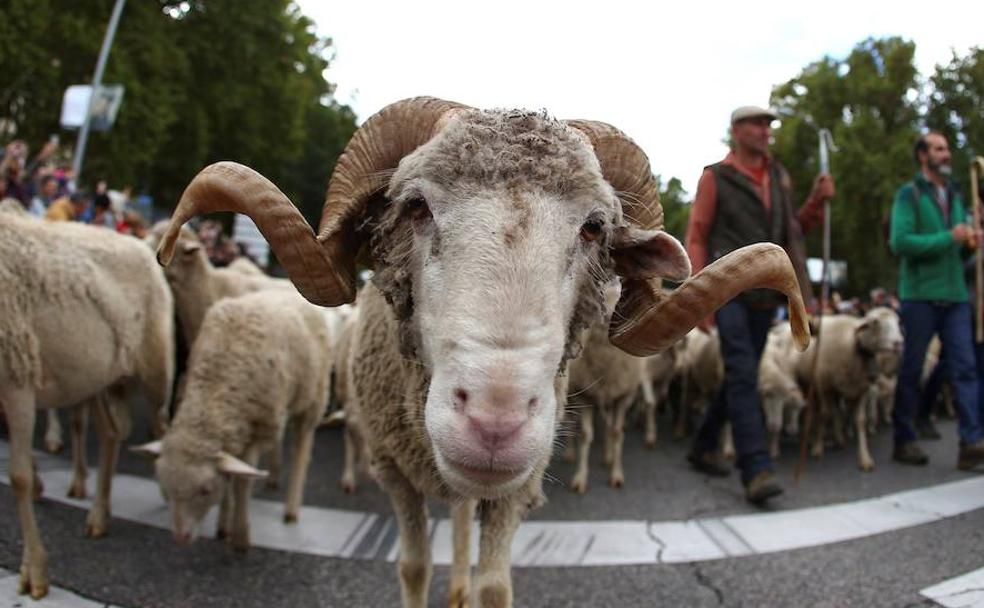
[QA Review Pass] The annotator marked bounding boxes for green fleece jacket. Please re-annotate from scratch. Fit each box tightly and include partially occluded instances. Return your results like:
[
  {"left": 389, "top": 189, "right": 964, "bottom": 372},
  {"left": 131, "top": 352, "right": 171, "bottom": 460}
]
[{"left": 889, "top": 172, "right": 968, "bottom": 302}]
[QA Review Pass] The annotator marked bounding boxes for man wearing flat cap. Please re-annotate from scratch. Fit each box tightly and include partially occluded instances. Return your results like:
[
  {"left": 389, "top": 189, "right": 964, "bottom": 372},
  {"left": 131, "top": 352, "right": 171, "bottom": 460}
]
[{"left": 685, "top": 105, "right": 835, "bottom": 505}]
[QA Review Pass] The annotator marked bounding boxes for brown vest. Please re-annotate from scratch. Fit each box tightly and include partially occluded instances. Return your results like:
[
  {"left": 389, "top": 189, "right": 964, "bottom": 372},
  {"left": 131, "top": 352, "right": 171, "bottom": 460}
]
[{"left": 707, "top": 161, "right": 813, "bottom": 308}]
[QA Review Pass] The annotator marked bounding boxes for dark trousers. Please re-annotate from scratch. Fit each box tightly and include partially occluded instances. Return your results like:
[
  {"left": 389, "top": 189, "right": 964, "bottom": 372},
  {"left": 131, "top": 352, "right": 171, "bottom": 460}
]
[
  {"left": 693, "top": 300, "right": 774, "bottom": 483},
  {"left": 894, "top": 301, "right": 982, "bottom": 446}
]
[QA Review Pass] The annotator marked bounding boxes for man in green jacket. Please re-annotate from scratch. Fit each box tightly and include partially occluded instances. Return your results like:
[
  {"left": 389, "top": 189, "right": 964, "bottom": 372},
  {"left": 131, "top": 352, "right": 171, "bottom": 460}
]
[{"left": 890, "top": 131, "right": 984, "bottom": 470}]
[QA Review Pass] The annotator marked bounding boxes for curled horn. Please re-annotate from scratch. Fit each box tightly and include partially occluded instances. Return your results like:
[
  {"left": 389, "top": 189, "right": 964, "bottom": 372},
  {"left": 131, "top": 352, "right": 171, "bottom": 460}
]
[
  {"left": 566, "top": 120, "right": 810, "bottom": 356},
  {"left": 156, "top": 96, "right": 468, "bottom": 307}
]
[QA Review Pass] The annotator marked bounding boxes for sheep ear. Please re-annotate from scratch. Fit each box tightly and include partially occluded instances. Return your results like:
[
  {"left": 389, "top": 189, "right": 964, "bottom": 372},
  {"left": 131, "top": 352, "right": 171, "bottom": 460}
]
[
  {"left": 216, "top": 452, "right": 268, "bottom": 480},
  {"left": 181, "top": 241, "right": 202, "bottom": 255},
  {"left": 130, "top": 440, "right": 163, "bottom": 460},
  {"left": 855, "top": 318, "right": 880, "bottom": 352},
  {"left": 610, "top": 226, "right": 691, "bottom": 281}
]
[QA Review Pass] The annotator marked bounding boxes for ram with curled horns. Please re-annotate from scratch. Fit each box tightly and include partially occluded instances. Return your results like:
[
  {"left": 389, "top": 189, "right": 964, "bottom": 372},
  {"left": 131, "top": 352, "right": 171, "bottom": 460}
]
[{"left": 157, "top": 97, "right": 809, "bottom": 608}]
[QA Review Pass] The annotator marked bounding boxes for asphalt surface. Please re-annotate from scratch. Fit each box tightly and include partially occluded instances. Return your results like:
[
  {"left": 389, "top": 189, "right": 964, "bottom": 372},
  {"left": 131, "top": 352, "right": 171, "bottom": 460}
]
[{"left": 0, "top": 404, "right": 981, "bottom": 607}]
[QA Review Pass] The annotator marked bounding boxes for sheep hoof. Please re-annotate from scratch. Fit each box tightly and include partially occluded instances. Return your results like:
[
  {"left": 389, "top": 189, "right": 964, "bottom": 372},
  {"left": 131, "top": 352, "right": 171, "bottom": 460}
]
[
  {"left": 283, "top": 512, "right": 298, "bottom": 524},
  {"left": 858, "top": 460, "right": 875, "bottom": 473},
  {"left": 447, "top": 583, "right": 469, "bottom": 608},
  {"left": 67, "top": 483, "right": 87, "bottom": 500},
  {"left": 609, "top": 473, "right": 624, "bottom": 489},
  {"left": 340, "top": 476, "right": 356, "bottom": 494},
  {"left": 230, "top": 539, "right": 250, "bottom": 554},
  {"left": 43, "top": 439, "right": 63, "bottom": 454},
  {"left": 644, "top": 436, "right": 657, "bottom": 450},
  {"left": 32, "top": 478, "right": 44, "bottom": 502},
  {"left": 569, "top": 475, "right": 588, "bottom": 494},
  {"left": 19, "top": 561, "right": 49, "bottom": 600},
  {"left": 84, "top": 521, "right": 108, "bottom": 539}
]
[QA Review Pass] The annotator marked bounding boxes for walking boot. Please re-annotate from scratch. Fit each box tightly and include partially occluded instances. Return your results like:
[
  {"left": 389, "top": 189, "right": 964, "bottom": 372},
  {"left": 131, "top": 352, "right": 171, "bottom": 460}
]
[
  {"left": 892, "top": 441, "right": 929, "bottom": 466},
  {"left": 687, "top": 451, "right": 731, "bottom": 477},
  {"left": 744, "top": 471, "right": 783, "bottom": 505},
  {"left": 957, "top": 440, "right": 984, "bottom": 471}
]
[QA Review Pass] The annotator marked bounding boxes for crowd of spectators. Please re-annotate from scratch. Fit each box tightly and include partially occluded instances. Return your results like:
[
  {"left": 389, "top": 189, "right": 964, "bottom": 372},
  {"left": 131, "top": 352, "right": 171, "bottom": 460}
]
[{"left": 0, "top": 137, "right": 149, "bottom": 235}]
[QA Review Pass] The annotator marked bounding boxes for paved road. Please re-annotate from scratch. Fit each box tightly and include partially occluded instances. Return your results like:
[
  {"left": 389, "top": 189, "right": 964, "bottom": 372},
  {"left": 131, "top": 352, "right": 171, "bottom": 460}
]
[{"left": 0, "top": 409, "right": 981, "bottom": 607}]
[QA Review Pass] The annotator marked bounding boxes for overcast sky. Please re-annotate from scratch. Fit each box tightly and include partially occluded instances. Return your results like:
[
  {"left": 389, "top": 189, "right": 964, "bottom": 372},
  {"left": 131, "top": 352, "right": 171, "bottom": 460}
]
[{"left": 296, "top": 0, "right": 982, "bottom": 196}]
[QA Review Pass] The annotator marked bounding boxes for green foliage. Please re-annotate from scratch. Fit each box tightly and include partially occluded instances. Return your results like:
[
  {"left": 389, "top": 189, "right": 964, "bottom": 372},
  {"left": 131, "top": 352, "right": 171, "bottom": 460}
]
[
  {"left": 926, "top": 47, "right": 984, "bottom": 182},
  {"left": 657, "top": 175, "right": 690, "bottom": 241},
  {"left": 0, "top": 0, "right": 357, "bottom": 221},
  {"left": 770, "top": 37, "right": 922, "bottom": 296}
]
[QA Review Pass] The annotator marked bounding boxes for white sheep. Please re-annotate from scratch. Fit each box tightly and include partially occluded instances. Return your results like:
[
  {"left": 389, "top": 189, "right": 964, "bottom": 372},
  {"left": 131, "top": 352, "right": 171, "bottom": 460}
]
[
  {"left": 758, "top": 322, "right": 806, "bottom": 458},
  {"left": 796, "top": 307, "right": 903, "bottom": 471},
  {"left": 675, "top": 328, "right": 724, "bottom": 440},
  {"left": 0, "top": 212, "right": 174, "bottom": 599},
  {"left": 567, "top": 282, "right": 650, "bottom": 491},
  {"left": 132, "top": 289, "right": 332, "bottom": 550},
  {"left": 156, "top": 97, "right": 809, "bottom": 608},
  {"left": 640, "top": 336, "right": 687, "bottom": 449}
]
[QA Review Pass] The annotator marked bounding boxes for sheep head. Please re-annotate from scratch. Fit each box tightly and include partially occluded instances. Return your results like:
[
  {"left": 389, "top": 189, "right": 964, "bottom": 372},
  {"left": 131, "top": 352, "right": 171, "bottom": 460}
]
[{"left": 157, "top": 96, "right": 810, "bottom": 499}]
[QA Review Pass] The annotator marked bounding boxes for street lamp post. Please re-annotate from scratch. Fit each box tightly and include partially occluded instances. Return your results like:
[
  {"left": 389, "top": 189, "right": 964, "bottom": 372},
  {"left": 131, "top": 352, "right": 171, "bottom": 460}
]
[{"left": 71, "top": 0, "right": 127, "bottom": 188}]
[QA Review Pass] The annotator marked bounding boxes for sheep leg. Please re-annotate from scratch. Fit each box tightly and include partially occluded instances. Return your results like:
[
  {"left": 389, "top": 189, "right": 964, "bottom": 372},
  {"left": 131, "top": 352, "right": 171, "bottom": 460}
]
[
  {"left": 474, "top": 498, "right": 523, "bottom": 608},
  {"left": 230, "top": 446, "right": 260, "bottom": 552},
  {"left": 86, "top": 393, "right": 122, "bottom": 538},
  {"left": 721, "top": 422, "right": 735, "bottom": 460},
  {"left": 378, "top": 461, "right": 431, "bottom": 608},
  {"left": 449, "top": 499, "right": 476, "bottom": 608},
  {"left": 763, "top": 399, "right": 782, "bottom": 460},
  {"left": 216, "top": 483, "right": 233, "bottom": 540},
  {"left": 600, "top": 405, "right": 615, "bottom": 466},
  {"left": 609, "top": 393, "right": 633, "bottom": 488},
  {"left": 569, "top": 407, "right": 593, "bottom": 494},
  {"left": 854, "top": 396, "right": 875, "bottom": 472},
  {"left": 810, "top": 393, "right": 830, "bottom": 458},
  {"left": 2, "top": 387, "right": 49, "bottom": 599},
  {"left": 265, "top": 442, "right": 282, "bottom": 490},
  {"left": 283, "top": 415, "right": 317, "bottom": 523},
  {"left": 641, "top": 379, "right": 658, "bottom": 449},
  {"left": 340, "top": 421, "right": 359, "bottom": 493},
  {"left": 43, "top": 409, "right": 63, "bottom": 454},
  {"left": 68, "top": 404, "right": 89, "bottom": 499}
]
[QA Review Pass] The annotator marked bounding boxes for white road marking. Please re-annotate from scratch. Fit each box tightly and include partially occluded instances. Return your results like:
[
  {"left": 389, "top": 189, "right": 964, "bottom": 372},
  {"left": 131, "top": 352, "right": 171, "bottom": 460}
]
[
  {"left": 1, "top": 440, "right": 983, "bottom": 568},
  {"left": 920, "top": 566, "right": 984, "bottom": 608}
]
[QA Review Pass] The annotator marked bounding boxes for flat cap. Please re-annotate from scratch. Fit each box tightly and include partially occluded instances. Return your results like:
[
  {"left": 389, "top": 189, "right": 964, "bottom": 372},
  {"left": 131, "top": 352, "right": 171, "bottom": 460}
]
[{"left": 731, "top": 105, "right": 778, "bottom": 124}]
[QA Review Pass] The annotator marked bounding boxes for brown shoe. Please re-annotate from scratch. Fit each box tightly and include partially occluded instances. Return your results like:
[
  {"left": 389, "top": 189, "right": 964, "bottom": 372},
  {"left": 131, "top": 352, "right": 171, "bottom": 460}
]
[
  {"left": 958, "top": 440, "right": 984, "bottom": 471},
  {"left": 687, "top": 451, "right": 731, "bottom": 478},
  {"left": 892, "top": 442, "right": 929, "bottom": 466},
  {"left": 744, "top": 471, "right": 783, "bottom": 505}
]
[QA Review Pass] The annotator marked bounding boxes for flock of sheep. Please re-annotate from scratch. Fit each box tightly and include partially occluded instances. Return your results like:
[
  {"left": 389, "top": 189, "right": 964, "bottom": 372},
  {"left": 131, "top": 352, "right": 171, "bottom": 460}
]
[{"left": 6, "top": 97, "right": 913, "bottom": 608}]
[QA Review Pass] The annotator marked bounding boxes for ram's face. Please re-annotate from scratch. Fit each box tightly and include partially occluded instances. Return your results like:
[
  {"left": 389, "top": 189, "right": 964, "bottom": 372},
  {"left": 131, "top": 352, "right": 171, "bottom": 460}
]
[{"left": 385, "top": 113, "right": 618, "bottom": 498}]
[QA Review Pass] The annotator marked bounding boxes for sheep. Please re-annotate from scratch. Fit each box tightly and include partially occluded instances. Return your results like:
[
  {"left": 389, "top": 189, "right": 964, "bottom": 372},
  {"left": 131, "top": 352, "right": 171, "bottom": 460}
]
[
  {"left": 132, "top": 289, "right": 332, "bottom": 550},
  {"left": 328, "top": 305, "right": 374, "bottom": 494},
  {"left": 156, "top": 97, "right": 809, "bottom": 607},
  {"left": 795, "top": 307, "right": 903, "bottom": 471},
  {"left": 641, "top": 335, "right": 687, "bottom": 448},
  {"left": 675, "top": 328, "right": 724, "bottom": 439},
  {"left": 566, "top": 282, "right": 650, "bottom": 492},
  {"left": 162, "top": 238, "right": 296, "bottom": 346},
  {"left": 758, "top": 323, "right": 806, "bottom": 458},
  {"left": 0, "top": 212, "right": 174, "bottom": 599}
]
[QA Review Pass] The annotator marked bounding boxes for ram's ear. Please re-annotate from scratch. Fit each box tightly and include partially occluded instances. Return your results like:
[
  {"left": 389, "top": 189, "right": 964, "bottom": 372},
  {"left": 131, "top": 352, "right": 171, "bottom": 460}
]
[
  {"left": 181, "top": 241, "right": 202, "bottom": 255},
  {"left": 130, "top": 440, "right": 163, "bottom": 460},
  {"left": 610, "top": 226, "right": 691, "bottom": 281}
]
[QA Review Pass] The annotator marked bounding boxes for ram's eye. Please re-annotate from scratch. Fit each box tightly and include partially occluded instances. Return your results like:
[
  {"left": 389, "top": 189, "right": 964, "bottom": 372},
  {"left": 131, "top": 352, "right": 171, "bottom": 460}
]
[
  {"left": 580, "top": 218, "right": 604, "bottom": 242},
  {"left": 405, "top": 196, "right": 431, "bottom": 221}
]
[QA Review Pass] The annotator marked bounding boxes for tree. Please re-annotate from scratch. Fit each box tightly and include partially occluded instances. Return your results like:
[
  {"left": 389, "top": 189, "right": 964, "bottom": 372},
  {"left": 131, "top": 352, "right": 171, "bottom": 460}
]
[
  {"left": 0, "top": 0, "right": 358, "bottom": 224},
  {"left": 770, "top": 37, "right": 921, "bottom": 297},
  {"left": 926, "top": 47, "right": 984, "bottom": 183},
  {"left": 657, "top": 175, "right": 690, "bottom": 242}
]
